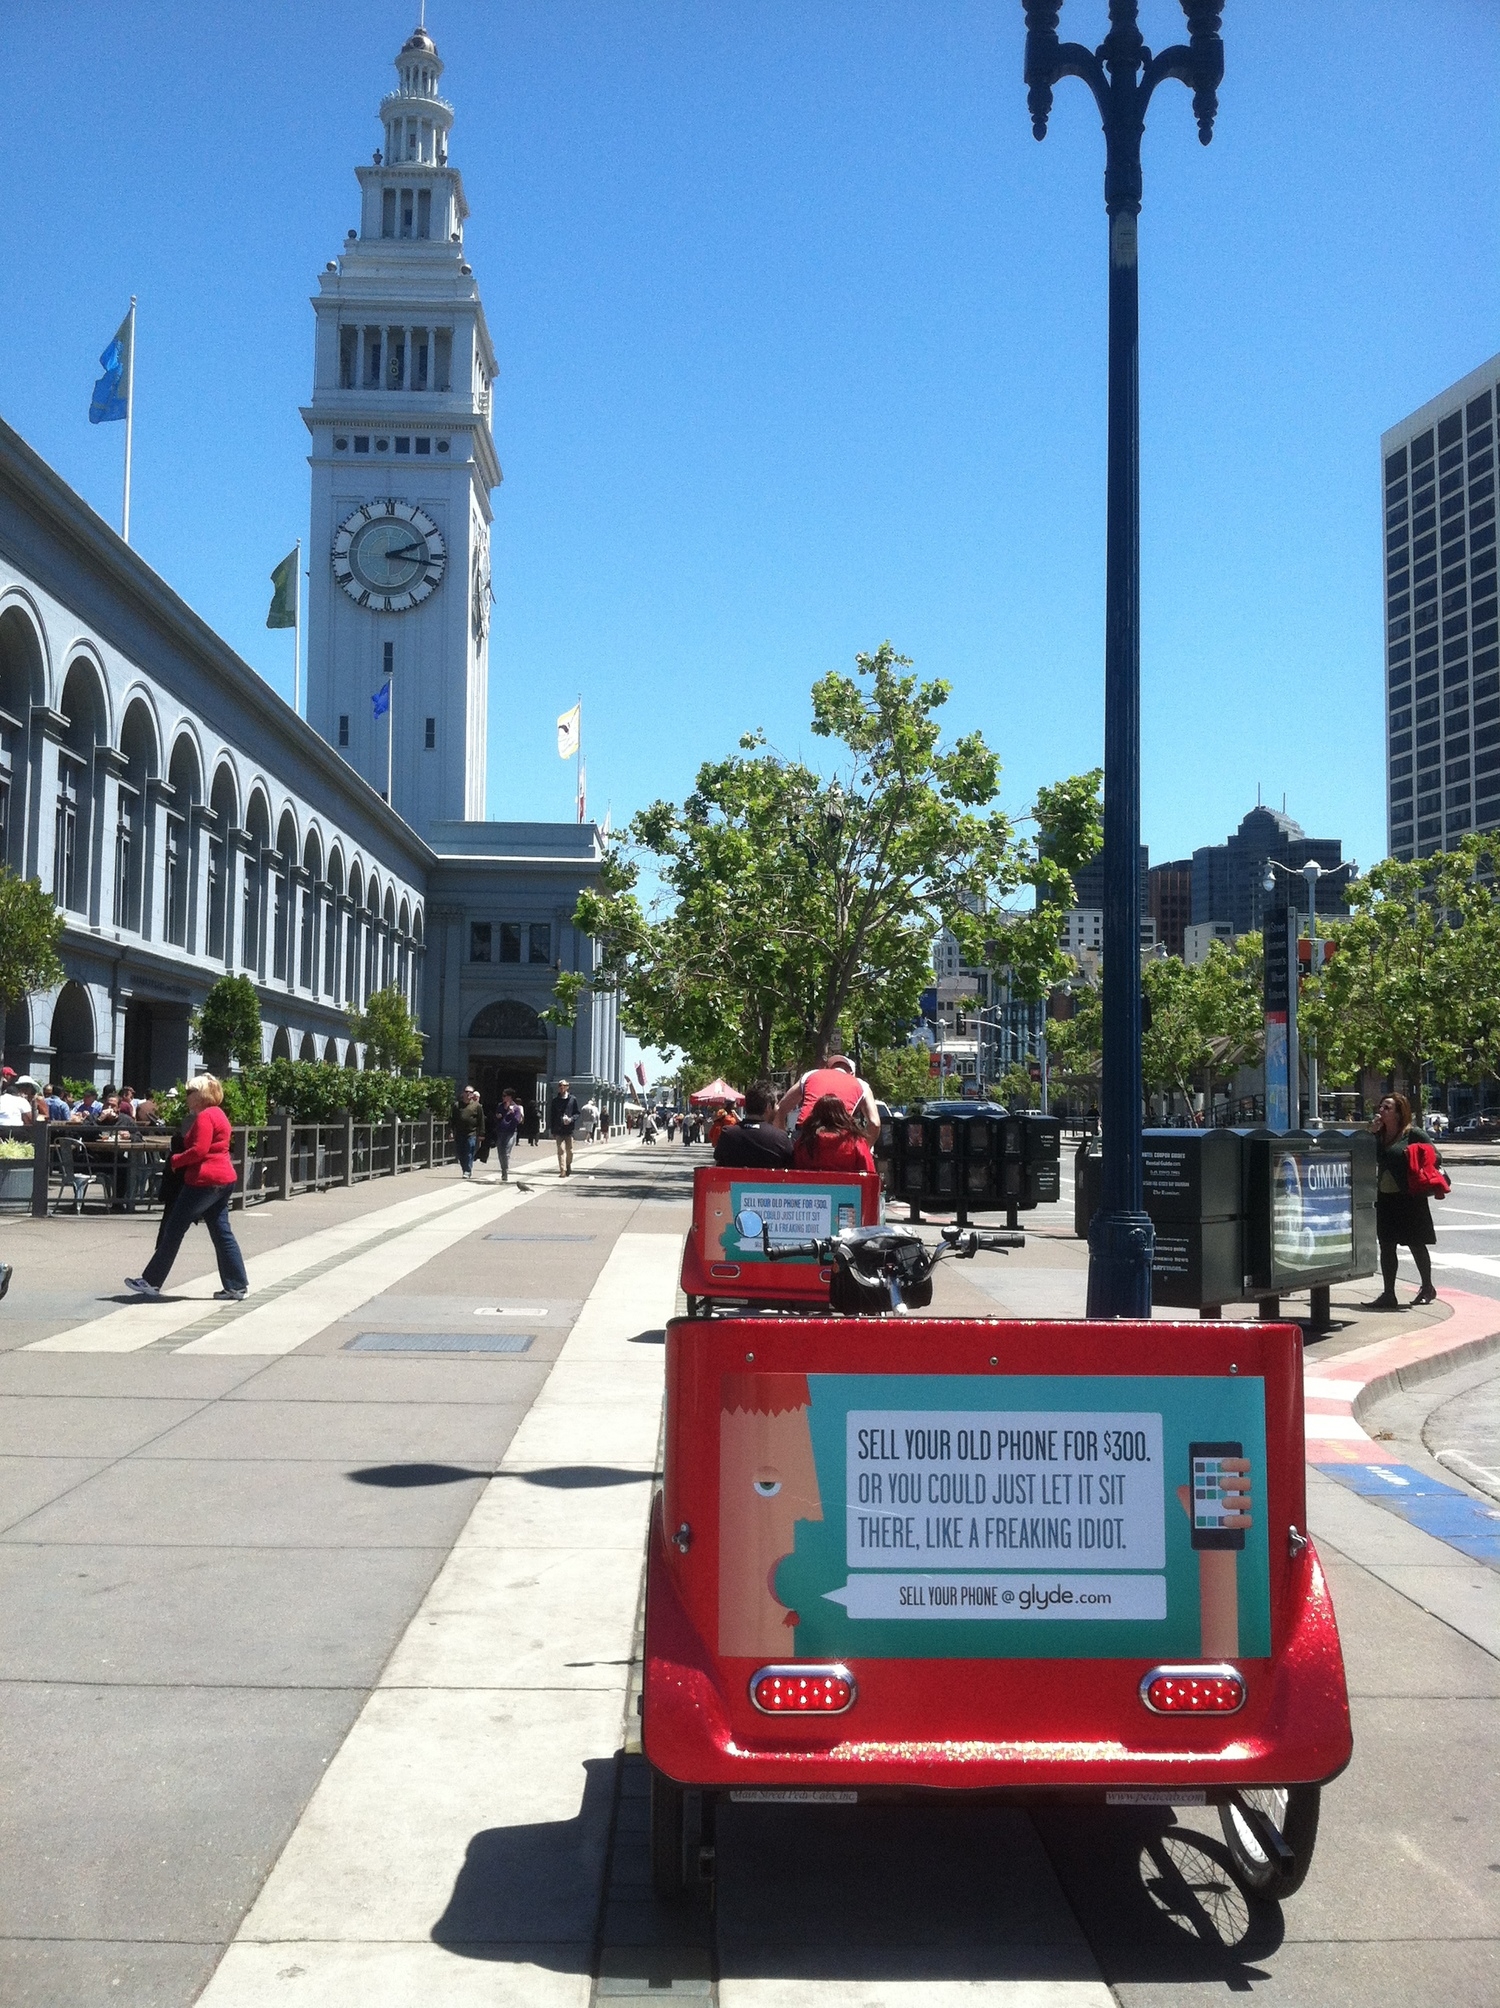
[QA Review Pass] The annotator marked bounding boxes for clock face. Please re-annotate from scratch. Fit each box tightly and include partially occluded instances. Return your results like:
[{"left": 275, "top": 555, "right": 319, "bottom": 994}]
[{"left": 333, "top": 500, "right": 446, "bottom": 613}]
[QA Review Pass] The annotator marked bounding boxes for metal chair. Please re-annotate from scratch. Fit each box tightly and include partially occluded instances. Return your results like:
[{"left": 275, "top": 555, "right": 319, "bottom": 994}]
[{"left": 51, "top": 1136, "right": 104, "bottom": 1214}]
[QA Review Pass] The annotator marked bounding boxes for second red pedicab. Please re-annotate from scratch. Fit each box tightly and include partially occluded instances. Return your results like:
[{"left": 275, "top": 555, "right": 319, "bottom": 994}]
[
  {"left": 646, "top": 1219, "right": 1352, "bottom": 1903},
  {"left": 680, "top": 1164, "right": 883, "bottom": 1318}
]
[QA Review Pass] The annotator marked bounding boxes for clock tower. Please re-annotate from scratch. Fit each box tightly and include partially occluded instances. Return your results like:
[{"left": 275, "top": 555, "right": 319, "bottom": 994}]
[{"left": 303, "top": 22, "right": 498, "bottom": 832}]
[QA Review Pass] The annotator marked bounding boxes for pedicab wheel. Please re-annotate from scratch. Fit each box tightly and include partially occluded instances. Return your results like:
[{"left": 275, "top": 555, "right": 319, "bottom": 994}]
[
  {"left": 1219, "top": 1784, "right": 1321, "bottom": 1900},
  {"left": 685, "top": 1295, "right": 708, "bottom": 1319},
  {"left": 650, "top": 1766, "right": 688, "bottom": 1898}
]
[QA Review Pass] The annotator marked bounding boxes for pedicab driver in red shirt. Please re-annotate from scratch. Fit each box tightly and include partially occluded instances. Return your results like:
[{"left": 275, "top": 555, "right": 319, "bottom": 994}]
[{"left": 775, "top": 1051, "right": 880, "bottom": 1143}]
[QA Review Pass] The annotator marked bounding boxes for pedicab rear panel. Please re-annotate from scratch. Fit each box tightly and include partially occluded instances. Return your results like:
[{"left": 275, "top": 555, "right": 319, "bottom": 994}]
[
  {"left": 644, "top": 1314, "right": 1351, "bottom": 1797},
  {"left": 680, "top": 1167, "right": 883, "bottom": 1310}
]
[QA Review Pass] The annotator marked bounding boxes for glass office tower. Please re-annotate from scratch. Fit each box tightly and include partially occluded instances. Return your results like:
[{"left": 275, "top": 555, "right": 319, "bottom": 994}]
[{"left": 1382, "top": 357, "right": 1500, "bottom": 858}]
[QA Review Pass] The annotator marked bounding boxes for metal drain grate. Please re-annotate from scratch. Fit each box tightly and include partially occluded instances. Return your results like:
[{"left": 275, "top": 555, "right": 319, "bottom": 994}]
[{"left": 346, "top": 1332, "right": 535, "bottom": 1354}]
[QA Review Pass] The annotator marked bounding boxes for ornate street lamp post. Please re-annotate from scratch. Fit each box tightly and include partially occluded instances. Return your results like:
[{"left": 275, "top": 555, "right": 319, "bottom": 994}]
[{"left": 1021, "top": 2, "right": 1225, "bottom": 1316}]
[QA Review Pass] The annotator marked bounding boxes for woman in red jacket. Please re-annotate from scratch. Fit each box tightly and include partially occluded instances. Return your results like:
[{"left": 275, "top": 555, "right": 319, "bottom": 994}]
[
  {"left": 126, "top": 1075, "right": 248, "bottom": 1302},
  {"left": 791, "top": 1094, "right": 877, "bottom": 1176}
]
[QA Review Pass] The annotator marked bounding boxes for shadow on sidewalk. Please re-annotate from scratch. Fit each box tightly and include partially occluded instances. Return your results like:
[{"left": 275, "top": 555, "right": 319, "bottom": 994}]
[{"left": 431, "top": 1756, "right": 617, "bottom": 1967}]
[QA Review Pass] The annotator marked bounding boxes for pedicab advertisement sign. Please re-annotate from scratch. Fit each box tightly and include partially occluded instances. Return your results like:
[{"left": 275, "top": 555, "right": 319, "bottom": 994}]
[
  {"left": 719, "top": 1372, "right": 1269, "bottom": 1661},
  {"left": 710, "top": 1183, "right": 867, "bottom": 1264}
]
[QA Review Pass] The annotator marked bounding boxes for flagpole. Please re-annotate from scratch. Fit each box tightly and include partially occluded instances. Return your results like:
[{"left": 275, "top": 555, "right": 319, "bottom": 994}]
[
  {"left": 387, "top": 668, "right": 395, "bottom": 805},
  {"left": 576, "top": 691, "right": 584, "bottom": 824},
  {"left": 293, "top": 537, "right": 302, "bottom": 717},
  {"left": 121, "top": 297, "right": 136, "bottom": 545}
]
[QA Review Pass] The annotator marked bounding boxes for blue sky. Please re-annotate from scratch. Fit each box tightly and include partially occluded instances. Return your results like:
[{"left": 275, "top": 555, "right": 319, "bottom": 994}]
[{"left": 3, "top": 1, "right": 1498, "bottom": 878}]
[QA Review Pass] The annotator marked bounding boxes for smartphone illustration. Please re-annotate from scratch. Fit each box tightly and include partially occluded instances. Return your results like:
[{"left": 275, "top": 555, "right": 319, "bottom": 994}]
[
  {"left": 836, "top": 1203, "right": 855, "bottom": 1232},
  {"left": 1188, "top": 1440, "right": 1247, "bottom": 1551}
]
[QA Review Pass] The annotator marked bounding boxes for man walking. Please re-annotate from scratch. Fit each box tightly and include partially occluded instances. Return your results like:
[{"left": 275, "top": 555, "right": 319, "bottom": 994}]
[
  {"left": 451, "top": 1085, "right": 484, "bottom": 1180},
  {"left": 549, "top": 1077, "right": 581, "bottom": 1178}
]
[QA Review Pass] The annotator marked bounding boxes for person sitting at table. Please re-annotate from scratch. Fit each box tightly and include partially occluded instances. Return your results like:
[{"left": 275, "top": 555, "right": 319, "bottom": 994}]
[
  {"left": 96, "top": 1092, "right": 122, "bottom": 1128},
  {"left": 42, "top": 1084, "right": 70, "bottom": 1122},
  {"left": 118, "top": 1086, "right": 137, "bottom": 1118},
  {"left": 132, "top": 1095, "right": 160, "bottom": 1130}
]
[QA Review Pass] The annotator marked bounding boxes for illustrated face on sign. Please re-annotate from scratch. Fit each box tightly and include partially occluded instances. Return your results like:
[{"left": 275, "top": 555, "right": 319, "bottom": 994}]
[{"left": 719, "top": 1374, "right": 823, "bottom": 1657}]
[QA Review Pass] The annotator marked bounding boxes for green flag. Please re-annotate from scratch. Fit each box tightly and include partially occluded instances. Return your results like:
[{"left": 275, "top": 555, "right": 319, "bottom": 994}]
[{"left": 267, "top": 547, "right": 299, "bottom": 629}]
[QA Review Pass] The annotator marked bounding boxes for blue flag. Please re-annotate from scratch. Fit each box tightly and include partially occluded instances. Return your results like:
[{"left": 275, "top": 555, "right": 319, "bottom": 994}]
[
  {"left": 89, "top": 311, "right": 132, "bottom": 425},
  {"left": 372, "top": 681, "right": 390, "bottom": 718}
]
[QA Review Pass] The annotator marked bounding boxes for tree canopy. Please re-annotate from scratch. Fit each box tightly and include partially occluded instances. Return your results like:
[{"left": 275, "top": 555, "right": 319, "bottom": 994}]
[
  {"left": 0, "top": 868, "right": 64, "bottom": 1014},
  {"left": 1300, "top": 837, "right": 1500, "bottom": 1099},
  {"left": 191, "top": 973, "right": 263, "bottom": 1071},
  {"left": 347, "top": 984, "right": 425, "bottom": 1072},
  {"left": 555, "top": 644, "right": 1103, "bottom": 1083}
]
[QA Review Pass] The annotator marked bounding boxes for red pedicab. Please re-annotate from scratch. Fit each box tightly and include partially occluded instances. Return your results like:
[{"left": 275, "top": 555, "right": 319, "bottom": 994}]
[
  {"left": 679, "top": 1164, "right": 883, "bottom": 1318},
  {"left": 645, "top": 1219, "right": 1351, "bottom": 1903}
]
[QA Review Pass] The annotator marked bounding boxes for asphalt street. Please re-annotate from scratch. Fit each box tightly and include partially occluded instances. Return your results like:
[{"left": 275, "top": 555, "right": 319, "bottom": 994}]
[{"left": 0, "top": 1137, "right": 1496, "bottom": 2005}]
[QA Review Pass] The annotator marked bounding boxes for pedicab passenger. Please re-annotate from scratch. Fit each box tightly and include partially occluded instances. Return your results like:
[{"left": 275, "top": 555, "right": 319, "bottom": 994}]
[
  {"left": 713, "top": 1082, "right": 794, "bottom": 1170},
  {"left": 791, "top": 1094, "right": 876, "bottom": 1176}
]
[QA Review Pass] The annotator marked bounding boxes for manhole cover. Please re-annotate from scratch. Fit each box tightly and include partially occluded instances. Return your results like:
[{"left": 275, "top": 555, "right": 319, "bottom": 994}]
[{"left": 346, "top": 1332, "right": 535, "bottom": 1354}]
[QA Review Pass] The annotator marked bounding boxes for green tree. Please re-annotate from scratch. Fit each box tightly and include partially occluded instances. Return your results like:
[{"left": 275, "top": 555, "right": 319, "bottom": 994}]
[
  {"left": 557, "top": 645, "right": 1104, "bottom": 1082},
  {"left": 993, "top": 1063, "right": 1037, "bottom": 1109},
  {"left": 191, "top": 973, "right": 263, "bottom": 1072},
  {"left": 1301, "top": 839, "right": 1500, "bottom": 1104},
  {"left": 0, "top": 867, "right": 64, "bottom": 1020},
  {"left": 347, "top": 984, "right": 424, "bottom": 1072},
  {"left": 862, "top": 1044, "right": 935, "bottom": 1107}
]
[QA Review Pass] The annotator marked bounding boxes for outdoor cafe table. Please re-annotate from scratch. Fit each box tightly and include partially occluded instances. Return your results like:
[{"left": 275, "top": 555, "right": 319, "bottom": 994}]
[{"left": 68, "top": 1132, "right": 172, "bottom": 1211}]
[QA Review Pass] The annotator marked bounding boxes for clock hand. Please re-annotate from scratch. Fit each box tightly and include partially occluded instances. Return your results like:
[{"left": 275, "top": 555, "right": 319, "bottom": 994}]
[{"left": 384, "top": 542, "right": 426, "bottom": 562}]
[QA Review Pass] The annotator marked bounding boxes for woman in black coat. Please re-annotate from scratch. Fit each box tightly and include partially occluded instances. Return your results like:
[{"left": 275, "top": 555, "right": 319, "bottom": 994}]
[{"left": 1369, "top": 1091, "right": 1437, "bottom": 1309}]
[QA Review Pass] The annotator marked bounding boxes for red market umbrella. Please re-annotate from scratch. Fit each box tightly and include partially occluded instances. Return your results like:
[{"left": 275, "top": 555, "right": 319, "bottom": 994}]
[{"left": 689, "top": 1078, "right": 744, "bottom": 1106}]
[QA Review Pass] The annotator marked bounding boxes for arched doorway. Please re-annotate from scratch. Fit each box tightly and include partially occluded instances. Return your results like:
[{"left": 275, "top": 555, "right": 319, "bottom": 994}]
[
  {"left": 270, "top": 1026, "right": 293, "bottom": 1062},
  {"left": 465, "top": 999, "right": 549, "bottom": 1127},
  {"left": 50, "top": 981, "right": 98, "bottom": 1088}
]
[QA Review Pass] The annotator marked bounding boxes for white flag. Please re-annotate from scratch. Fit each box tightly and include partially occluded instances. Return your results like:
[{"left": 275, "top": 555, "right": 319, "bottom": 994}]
[{"left": 557, "top": 703, "right": 580, "bottom": 759}]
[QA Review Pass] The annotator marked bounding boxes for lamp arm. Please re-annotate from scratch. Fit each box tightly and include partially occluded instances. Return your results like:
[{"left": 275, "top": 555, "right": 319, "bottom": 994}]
[
  {"left": 1142, "top": 5, "right": 1224, "bottom": 142},
  {"left": 1023, "top": 6, "right": 1107, "bottom": 137}
]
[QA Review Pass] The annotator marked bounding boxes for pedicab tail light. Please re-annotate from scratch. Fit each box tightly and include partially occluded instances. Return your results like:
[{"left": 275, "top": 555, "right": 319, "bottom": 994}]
[
  {"left": 1140, "top": 1664, "right": 1245, "bottom": 1715},
  {"left": 750, "top": 1665, "right": 856, "bottom": 1714}
]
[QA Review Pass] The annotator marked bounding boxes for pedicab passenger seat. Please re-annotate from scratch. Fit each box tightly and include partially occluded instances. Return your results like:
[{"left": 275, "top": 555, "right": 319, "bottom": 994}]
[{"left": 681, "top": 1164, "right": 882, "bottom": 1314}]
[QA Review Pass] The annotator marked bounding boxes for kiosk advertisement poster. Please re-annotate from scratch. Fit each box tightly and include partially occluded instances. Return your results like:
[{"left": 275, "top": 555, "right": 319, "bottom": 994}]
[
  {"left": 1272, "top": 1146, "right": 1354, "bottom": 1284},
  {"left": 719, "top": 1372, "right": 1269, "bottom": 1662}
]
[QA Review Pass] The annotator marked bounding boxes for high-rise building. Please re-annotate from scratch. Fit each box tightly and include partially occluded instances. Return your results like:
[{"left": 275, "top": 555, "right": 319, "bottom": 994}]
[
  {"left": 1381, "top": 355, "right": 1500, "bottom": 858},
  {"left": 1191, "top": 806, "right": 1344, "bottom": 936},
  {"left": 1070, "top": 845, "right": 1149, "bottom": 916},
  {"left": 1147, "top": 858, "right": 1191, "bottom": 958}
]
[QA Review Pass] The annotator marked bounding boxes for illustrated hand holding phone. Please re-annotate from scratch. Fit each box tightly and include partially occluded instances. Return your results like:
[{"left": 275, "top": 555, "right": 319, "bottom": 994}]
[{"left": 1176, "top": 1441, "right": 1253, "bottom": 1658}]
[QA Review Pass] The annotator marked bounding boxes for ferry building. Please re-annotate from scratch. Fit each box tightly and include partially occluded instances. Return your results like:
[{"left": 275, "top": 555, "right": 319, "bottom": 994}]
[{"left": 0, "top": 24, "right": 622, "bottom": 1118}]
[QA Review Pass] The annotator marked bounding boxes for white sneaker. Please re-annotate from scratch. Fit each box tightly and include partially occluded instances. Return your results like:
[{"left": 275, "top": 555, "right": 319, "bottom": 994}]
[{"left": 124, "top": 1277, "right": 161, "bottom": 1299}]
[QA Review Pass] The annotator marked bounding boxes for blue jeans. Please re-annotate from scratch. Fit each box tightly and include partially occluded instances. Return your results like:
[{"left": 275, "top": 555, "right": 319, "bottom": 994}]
[
  {"left": 143, "top": 1183, "right": 248, "bottom": 1293},
  {"left": 456, "top": 1131, "right": 477, "bottom": 1176}
]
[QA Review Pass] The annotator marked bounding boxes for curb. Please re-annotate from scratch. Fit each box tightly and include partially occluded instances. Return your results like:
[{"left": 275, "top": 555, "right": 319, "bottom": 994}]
[{"left": 1304, "top": 1289, "right": 1500, "bottom": 1465}]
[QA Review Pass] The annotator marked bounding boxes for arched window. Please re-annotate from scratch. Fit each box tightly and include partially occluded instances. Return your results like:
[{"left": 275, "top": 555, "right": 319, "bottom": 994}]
[
  {"left": 346, "top": 863, "right": 364, "bottom": 1003},
  {"left": 300, "top": 829, "right": 323, "bottom": 991},
  {"left": 243, "top": 790, "right": 272, "bottom": 972},
  {"left": 115, "top": 699, "right": 158, "bottom": 933},
  {"left": 0, "top": 604, "right": 45, "bottom": 875},
  {"left": 56, "top": 660, "right": 108, "bottom": 916},
  {"left": 165, "top": 734, "right": 202, "bottom": 948},
  {"left": 274, "top": 809, "right": 298, "bottom": 982},
  {"left": 208, "top": 763, "right": 239, "bottom": 962}
]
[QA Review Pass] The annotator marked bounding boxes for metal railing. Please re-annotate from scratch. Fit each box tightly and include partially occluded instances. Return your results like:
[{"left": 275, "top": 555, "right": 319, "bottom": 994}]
[{"left": 0, "top": 1115, "right": 455, "bottom": 1217}]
